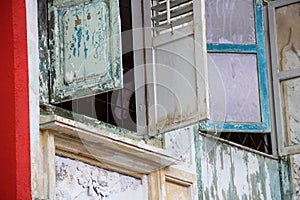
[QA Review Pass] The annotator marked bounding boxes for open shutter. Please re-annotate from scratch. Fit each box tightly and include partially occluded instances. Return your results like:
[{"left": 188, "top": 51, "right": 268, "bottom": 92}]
[
  {"left": 269, "top": 0, "right": 300, "bottom": 155},
  {"left": 48, "top": 0, "right": 122, "bottom": 104},
  {"left": 144, "top": 0, "right": 208, "bottom": 135},
  {"left": 199, "top": 0, "right": 270, "bottom": 133}
]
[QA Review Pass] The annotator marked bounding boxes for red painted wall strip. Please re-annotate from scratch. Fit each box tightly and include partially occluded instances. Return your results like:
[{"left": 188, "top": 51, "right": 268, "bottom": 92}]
[{"left": 0, "top": 0, "right": 31, "bottom": 199}]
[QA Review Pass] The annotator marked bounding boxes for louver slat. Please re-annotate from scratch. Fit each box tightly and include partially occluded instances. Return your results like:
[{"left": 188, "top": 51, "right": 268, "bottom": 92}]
[
  {"left": 151, "top": 0, "right": 191, "bottom": 12},
  {"left": 153, "top": 14, "right": 193, "bottom": 31},
  {"left": 151, "top": 0, "right": 193, "bottom": 33},
  {"left": 152, "top": 3, "right": 193, "bottom": 23}
]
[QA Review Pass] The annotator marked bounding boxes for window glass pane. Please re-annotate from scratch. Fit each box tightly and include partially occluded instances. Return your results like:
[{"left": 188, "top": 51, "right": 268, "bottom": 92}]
[
  {"left": 275, "top": 2, "right": 300, "bottom": 71},
  {"left": 281, "top": 78, "right": 300, "bottom": 147},
  {"left": 205, "top": 0, "right": 256, "bottom": 44},
  {"left": 208, "top": 53, "right": 261, "bottom": 123}
]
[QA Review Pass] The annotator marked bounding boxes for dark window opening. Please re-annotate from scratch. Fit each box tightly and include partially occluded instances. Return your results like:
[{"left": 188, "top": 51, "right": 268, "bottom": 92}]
[
  {"left": 57, "top": 0, "right": 137, "bottom": 132},
  {"left": 207, "top": 132, "right": 272, "bottom": 154}
]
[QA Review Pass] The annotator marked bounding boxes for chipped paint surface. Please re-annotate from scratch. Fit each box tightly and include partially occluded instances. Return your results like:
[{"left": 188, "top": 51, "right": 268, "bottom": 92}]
[
  {"left": 164, "top": 125, "right": 197, "bottom": 171},
  {"left": 61, "top": 1, "right": 109, "bottom": 84},
  {"left": 55, "top": 156, "right": 146, "bottom": 200},
  {"left": 48, "top": 0, "right": 122, "bottom": 103},
  {"left": 197, "top": 134, "right": 284, "bottom": 200},
  {"left": 291, "top": 155, "right": 300, "bottom": 198}
]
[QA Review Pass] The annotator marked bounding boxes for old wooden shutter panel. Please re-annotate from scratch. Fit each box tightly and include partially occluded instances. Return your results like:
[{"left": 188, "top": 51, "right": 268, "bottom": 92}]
[
  {"left": 48, "top": 0, "right": 123, "bottom": 104},
  {"left": 269, "top": 0, "right": 300, "bottom": 155},
  {"left": 145, "top": 0, "right": 208, "bottom": 135}
]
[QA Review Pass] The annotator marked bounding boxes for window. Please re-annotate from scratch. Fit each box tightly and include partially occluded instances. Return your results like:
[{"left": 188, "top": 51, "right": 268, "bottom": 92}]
[
  {"left": 145, "top": 0, "right": 206, "bottom": 135},
  {"left": 269, "top": 0, "right": 300, "bottom": 155},
  {"left": 39, "top": 0, "right": 208, "bottom": 136},
  {"left": 48, "top": 0, "right": 123, "bottom": 103},
  {"left": 57, "top": 0, "right": 137, "bottom": 132},
  {"left": 196, "top": 0, "right": 272, "bottom": 154},
  {"left": 39, "top": 0, "right": 138, "bottom": 132},
  {"left": 200, "top": 0, "right": 271, "bottom": 133}
]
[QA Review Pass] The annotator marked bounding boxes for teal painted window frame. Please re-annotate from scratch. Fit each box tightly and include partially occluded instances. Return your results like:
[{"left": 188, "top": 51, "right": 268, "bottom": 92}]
[{"left": 200, "top": 0, "right": 271, "bottom": 133}]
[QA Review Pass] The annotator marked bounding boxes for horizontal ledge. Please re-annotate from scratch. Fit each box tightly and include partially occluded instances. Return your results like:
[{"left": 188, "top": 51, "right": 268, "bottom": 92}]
[
  {"left": 151, "top": 0, "right": 192, "bottom": 12},
  {"left": 40, "top": 115, "right": 179, "bottom": 174},
  {"left": 152, "top": 3, "right": 193, "bottom": 22}
]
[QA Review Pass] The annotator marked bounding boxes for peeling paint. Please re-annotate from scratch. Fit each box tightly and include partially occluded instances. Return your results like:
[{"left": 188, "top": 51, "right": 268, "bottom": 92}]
[
  {"left": 46, "top": 0, "right": 123, "bottom": 103},
  {"left": 197, "top": 134, "right": 284, "bottom": 200},
  {"left": 55, "top": 156, "right": 145, "bottom": 199}
]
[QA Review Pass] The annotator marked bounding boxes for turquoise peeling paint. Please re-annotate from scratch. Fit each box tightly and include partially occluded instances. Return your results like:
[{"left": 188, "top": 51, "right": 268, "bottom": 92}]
[
  {"left": 48, "top": 0, "right": 123, "bottom": 103},
  {"left": 266, "top": 160, "right": 283, "bottom": 200},
  {"left": 75, "top": 26, "right": 82, "bottom": 57},
  {"left": 199, "top": 121, "right": 265, "bottom": 132},
  {"left": 197, "top": 134, "right": 286, "bottom": 199},
  {"left": 279, "top": 158, "right": 293, "bottom": 199},
  {"left": 255, "top": 0, "right": 271, "bottom": 132},
  {"left": 200, "top": 0, "right": 271, "bottom": 133}
]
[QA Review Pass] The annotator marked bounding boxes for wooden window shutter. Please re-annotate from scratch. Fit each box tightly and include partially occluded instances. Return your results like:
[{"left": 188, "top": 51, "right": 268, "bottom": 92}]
[
  {"left": 144, "top": 0, "right": 208, "bottom": 135},
  {"left": 48, "top": 0, "right": 123, "bottom": 104}
]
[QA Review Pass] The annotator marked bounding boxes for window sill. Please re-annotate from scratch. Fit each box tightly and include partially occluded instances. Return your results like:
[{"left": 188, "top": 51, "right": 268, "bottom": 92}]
[{"left": 40, "top": 115, "right": 179, "bottom": 176}]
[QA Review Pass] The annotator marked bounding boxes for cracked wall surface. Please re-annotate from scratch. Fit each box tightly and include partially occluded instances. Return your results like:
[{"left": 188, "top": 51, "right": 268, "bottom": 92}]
[{"left": 55, "top": 156, "right": 145, "bottom": 200}]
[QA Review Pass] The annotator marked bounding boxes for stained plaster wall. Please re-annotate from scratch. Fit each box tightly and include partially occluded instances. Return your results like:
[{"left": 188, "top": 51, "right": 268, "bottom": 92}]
[
  {"left": 164, "top": 125, "right": 198, "bottom": 172},
  {"left": 55, "top": 156, "right": 147, "bottom": 200},
  {"left": 196, "top": 134, "right": 288, "bottom": 200},
  {"left": 53, "top": 124, "right": 198, "bottom": 200}
]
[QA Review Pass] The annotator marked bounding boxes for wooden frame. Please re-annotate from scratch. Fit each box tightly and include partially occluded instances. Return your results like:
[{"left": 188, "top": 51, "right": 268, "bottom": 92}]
[
  {"left": 268, "top": 0, "right": 300, "bottom": 156},
  {"left": 48, "top": 0, "right": 123, "bottom": 103},
  {"left": 148, "top": 167, "right": 197, "bottom": 199},
  {"left": 144, "top": 0, "right": 208, "bottom": 135},
  {"left": 199, "top": 0, "right": 271, "bottom": 133}
]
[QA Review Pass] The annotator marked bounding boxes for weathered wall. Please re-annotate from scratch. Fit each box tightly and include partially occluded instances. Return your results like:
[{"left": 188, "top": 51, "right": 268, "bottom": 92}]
[
  {"left": 196, "top": 134, "right": 283, "bottom": 200},
  {"left": 55, "top": 156, "right": 146, "bottom": 200},
  {"left": 292, "top": 155, "right": 300, "bottom": 199}
]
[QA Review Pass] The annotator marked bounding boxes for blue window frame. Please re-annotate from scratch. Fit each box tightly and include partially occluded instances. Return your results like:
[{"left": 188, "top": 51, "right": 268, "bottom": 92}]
[{"left": 200, "top": 0, "right": 270, "bottom": 132}]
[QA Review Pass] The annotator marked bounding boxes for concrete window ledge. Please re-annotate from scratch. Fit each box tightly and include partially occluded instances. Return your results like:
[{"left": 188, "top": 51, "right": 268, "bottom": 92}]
[{"left": 40, "top": 115, "right": 179, "bottom": 176}]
